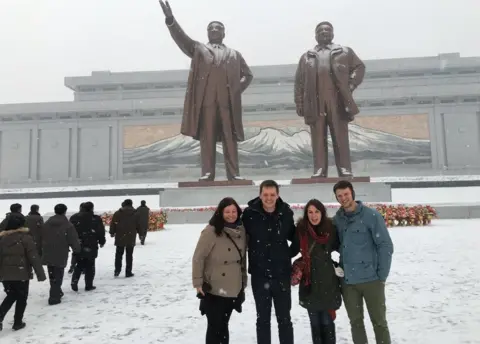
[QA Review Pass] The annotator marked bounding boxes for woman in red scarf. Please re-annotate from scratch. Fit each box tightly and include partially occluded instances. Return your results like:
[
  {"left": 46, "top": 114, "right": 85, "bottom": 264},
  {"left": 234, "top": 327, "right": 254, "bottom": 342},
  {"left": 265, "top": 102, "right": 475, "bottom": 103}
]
[{"left": 296, "top": 199, "right": 342, "bottom": 344}]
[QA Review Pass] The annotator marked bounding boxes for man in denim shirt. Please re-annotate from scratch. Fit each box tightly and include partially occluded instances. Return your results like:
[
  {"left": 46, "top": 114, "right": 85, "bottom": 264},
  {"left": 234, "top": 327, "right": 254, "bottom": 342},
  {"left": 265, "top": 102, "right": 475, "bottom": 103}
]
[{"left": 332, "top": 180, "right": 394, "bottom": 344}]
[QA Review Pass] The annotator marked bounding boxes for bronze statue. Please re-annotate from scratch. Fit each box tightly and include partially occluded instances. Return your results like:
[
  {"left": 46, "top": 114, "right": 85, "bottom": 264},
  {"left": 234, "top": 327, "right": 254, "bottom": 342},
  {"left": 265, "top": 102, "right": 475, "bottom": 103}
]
[
  {"left": 294, "top": 21, "right": 365, "bottom": 178},
  {"left": 158, "top": 1, "right": 253, "bottom": 181}
]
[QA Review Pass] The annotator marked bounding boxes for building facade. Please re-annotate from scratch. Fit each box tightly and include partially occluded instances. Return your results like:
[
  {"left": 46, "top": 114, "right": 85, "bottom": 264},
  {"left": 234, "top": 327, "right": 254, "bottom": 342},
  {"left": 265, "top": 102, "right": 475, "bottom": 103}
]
[{"left": 0, "top": 52, "right": 479, "bottom": 185}]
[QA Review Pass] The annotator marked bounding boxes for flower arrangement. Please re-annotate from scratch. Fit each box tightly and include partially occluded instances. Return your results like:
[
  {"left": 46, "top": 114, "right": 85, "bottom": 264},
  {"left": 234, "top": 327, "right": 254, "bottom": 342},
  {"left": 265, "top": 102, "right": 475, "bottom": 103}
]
[
  {"left": 375, "top": 204, "right": 437, "bottom": 227},
  {"left": 101, "top": 210, "right": 168, "bottom": 231}
]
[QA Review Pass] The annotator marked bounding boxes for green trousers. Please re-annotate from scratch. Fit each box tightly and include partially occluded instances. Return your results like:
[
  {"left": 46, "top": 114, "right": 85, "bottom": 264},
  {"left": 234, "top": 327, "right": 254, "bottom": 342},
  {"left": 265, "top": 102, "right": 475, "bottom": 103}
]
[{"left": 342, "top": 280, "right": 391, "bottom": 344}]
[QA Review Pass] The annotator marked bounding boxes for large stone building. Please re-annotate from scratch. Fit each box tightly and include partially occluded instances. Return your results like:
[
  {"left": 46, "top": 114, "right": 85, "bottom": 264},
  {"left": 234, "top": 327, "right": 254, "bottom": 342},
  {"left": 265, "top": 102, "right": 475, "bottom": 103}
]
[{"left": 0, "top": 52, "right": 479, "bottom": 186}]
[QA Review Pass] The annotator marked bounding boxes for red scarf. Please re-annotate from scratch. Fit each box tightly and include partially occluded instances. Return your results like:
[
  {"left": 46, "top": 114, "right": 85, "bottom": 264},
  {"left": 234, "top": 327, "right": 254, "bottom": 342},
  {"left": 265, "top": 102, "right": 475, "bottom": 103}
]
[
  {"left": 299, "top": 220, "right": 336, "bottom": 320},
  {"left": 299, "top": 221, "right": 330, "bottom": 287}
]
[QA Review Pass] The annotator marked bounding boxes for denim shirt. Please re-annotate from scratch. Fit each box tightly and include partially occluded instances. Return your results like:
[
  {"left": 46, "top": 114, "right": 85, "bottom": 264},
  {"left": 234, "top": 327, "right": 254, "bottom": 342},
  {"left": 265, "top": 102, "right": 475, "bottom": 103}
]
[{"left": 333, "top": 201, "right": 394, "bottom": 285}]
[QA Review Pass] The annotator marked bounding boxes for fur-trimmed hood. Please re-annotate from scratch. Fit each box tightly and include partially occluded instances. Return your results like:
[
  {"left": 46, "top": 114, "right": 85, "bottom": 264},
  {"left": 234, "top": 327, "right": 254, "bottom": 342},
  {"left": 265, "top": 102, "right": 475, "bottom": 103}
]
[{"left": 0, "top": 227, "right": 29, "bottom": 237}]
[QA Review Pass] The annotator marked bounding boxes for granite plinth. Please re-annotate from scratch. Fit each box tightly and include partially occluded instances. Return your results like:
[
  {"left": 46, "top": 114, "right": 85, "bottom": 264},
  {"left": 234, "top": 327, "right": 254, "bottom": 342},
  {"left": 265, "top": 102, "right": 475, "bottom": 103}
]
[
  {"left": 291, "top": 176, "right": 371, "bottom": 184},
  {"left": 159, "top": 182, "right": 391, "bottom": 208},
  {"left": 178, "top": 180, "right": 254, "bottom": 188}
]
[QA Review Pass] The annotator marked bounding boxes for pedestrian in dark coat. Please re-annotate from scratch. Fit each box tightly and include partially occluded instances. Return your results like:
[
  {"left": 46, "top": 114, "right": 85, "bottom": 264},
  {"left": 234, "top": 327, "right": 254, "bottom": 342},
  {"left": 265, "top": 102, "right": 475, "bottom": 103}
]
[
  {"left": 0, "top": 203, "right": 23, "bottom": 232},
  {"left": 295, "top": 199, "right": 342, "bottom": 344},
  {"left": 0, "top": 213, "right": 46, "bottom": 331},
  {"left": 39, "top": 204, "right": 81, "bottom": 305},
  {"left": 242, "top": 180, "right": 299, "bottom": 344},
  {"left": 25, "top": 204, "right": 43, "bottom": 253},
  {"left": 109, "top": 199, "right": 140, "bottom": 277},
  {"left": 68, "top": 203, "right": 85, "bottom": 274},
  {"left": 136, "top": 200, "right": 150, "bottom": 245},
  {"left": 69, "top": 202, "right": 106, "bottom": 292}
]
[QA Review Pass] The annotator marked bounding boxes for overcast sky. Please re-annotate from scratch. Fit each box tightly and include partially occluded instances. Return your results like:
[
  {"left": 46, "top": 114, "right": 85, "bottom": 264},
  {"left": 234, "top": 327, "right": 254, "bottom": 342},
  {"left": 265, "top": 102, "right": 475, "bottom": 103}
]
[{"left": 1, "top": 0, "right": 479, "bottom": 104}]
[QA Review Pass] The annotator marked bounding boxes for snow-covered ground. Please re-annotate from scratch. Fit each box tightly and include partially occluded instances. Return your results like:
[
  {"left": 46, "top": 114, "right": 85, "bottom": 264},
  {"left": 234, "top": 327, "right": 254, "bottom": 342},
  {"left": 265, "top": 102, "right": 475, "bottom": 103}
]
[
  {"left": 1, "top": 187, "right": 480, "bottom": 213},
  {"left": 1, "top": 220, "right": 479, "bottom": 344}
]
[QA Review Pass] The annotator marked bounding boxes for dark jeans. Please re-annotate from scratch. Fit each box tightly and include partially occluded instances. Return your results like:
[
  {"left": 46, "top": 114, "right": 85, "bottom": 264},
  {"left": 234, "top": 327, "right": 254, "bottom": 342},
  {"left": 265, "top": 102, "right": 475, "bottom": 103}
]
[
  {"left": 251, "top": 275, "right": 293, "bottom": 344},
  {"left": 342, "top": 280, "right": 391, "bottom": 344},
  {"left": 47, "top": 266, "right": 65, "bottom": 303},
  {"left": 204, "top": 293, "right": 235, "bottom": 344},
  {"left": 308, "top": 310, "right": 336, "bottom": 344},
  {"left": 115, "top": 246, "right": 134, "bottom": 274},
  {"left": 0, "top": 281, "right": 29, "bottom": 325},
  {"left": 71, "top": 258, "right": 96, "bottom": 288}
]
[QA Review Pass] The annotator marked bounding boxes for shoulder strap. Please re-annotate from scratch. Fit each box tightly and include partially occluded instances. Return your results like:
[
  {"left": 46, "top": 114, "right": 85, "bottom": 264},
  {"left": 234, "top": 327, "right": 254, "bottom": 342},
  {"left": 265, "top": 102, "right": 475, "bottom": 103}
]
[
  {"left": 223, "top": 230, "right": 246, "bottom": 289},
  {"left": 223, "top": 230, "right": 243, "bottom": 261},
  {"left": 308, "top": 241, "right": 317, "bottom": 254}
]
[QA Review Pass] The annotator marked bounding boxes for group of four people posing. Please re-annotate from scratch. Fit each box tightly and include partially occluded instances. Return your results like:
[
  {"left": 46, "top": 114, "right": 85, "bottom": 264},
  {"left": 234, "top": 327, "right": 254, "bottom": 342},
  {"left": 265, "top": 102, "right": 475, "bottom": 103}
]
[{"left": 192, "top": 179, "right": 394, "bottom": 344}]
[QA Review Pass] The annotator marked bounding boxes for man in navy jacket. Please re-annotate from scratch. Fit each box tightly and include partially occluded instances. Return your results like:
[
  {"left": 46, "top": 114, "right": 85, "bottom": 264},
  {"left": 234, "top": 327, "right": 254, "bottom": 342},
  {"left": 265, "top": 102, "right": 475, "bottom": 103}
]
[{"left": 242, "top": 179, "right": 299, "bottom": 344}]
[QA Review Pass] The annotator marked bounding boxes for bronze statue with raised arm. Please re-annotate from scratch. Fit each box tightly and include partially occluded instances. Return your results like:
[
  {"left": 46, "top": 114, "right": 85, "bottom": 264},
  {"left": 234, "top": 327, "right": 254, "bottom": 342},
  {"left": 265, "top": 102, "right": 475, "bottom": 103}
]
[
  {"left": 294, "top": 21, "right": 365, "bottom": 178},
  {"left": 158, "top": 1, "right": 254, "bottom": 182}
]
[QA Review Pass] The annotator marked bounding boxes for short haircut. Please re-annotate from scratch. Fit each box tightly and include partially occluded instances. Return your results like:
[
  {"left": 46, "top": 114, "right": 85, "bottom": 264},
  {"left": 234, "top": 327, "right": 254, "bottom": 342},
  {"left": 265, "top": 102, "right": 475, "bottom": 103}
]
[
  {"left": 316, "top": 21, "right": 334, "bottom": 32},
  {"left": 333, "top": 180, "right": 354, "bottom": 194},
  {"left": 10, "top": 203, "right": 22, "bottom": 213},
  {"left": 54, "top": 203, "right": 68, "bottom": 215},
  {"left": 259, "top": 179, "right": 279, "bottom": 194},
  {"left": 83, "top": 202, "right": 94, "bottom": 212},
  {"left": 207, "top": 21, "right": 225, "bottom": 30}
]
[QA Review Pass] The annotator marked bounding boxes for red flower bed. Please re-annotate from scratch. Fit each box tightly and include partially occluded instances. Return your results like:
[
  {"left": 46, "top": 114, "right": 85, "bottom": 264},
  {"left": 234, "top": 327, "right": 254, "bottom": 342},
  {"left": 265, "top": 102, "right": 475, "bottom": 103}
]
[
  {"left": 101, "top": 211, "right": 168, "bottom": 232},
  {"left": 101, "top": 204, "right": 436, "bottom": 229},
  {"left": 375, "top": 204, "right": 437, "bottom": 227}
]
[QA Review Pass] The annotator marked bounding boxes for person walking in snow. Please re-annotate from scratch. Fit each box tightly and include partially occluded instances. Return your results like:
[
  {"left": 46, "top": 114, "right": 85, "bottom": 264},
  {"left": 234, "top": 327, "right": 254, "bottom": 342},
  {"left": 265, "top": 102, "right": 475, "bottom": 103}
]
[
  {"left": 192, "top": 197, "right": 247, "bottom": 344},
  {"left": 0, "top": 203, "right": 23, "bottom": 232},
  {"left": 332, "top": 180, "right": 394, "bottom": 344},
  {"left": 242, "top": 179, "right": 299, "bottom": 344},
  {"left": 39, "top": 204, "right": 81, "bottom": 305},
  {"left": 69, "top": 201, "right": 106, "bottom": 292},
  {"left": 136, "top": 200, "right": 150, "bottom": 245},
  {"left": 110, "top": 199, "right": 141, "bottom": 277},
  {"left": 0, "top": 213, "right": 46, "bottom": 331},
  {"left": 293, "top": 199, "right": 342, "bottom": 344},
  {"left": 68, "top": 203, "right": 85, "bottom": 274},
  {"left": 25, "top": 204, "right": 44, "bottom": 253}
]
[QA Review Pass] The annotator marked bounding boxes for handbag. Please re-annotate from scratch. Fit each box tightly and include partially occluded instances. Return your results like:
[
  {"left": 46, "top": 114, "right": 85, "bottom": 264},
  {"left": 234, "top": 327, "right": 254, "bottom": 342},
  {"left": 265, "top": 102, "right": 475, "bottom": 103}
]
[{"left": 291, "top": 241, "right": 316, "bottom": 286}]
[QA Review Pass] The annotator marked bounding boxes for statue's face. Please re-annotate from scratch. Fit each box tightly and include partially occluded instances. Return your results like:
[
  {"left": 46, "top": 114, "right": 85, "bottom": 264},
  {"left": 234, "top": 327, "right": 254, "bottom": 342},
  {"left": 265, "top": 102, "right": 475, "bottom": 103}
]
[
  {"left": 315, "top": 24, "right": 334, "bottom": 44},
  {"left": 207, "top": 22, "right": 225, "bottom": 43}
]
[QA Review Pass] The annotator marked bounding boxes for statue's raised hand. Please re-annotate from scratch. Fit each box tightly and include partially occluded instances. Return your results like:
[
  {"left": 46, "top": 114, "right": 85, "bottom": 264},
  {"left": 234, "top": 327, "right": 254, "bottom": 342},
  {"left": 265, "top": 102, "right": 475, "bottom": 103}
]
[{"left": 159, "top": 0, "right": 173, "bottom": 18}]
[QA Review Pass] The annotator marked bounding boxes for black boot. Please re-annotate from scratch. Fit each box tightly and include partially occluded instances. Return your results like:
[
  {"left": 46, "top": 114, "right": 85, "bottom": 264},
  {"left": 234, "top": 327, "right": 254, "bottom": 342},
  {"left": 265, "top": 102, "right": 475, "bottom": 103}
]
[
  {"left": 12, "top": 322, "right": 26, "bottom": 331},
  {"left": 321, "top": 323, "right": 336, "bottom": 344}
]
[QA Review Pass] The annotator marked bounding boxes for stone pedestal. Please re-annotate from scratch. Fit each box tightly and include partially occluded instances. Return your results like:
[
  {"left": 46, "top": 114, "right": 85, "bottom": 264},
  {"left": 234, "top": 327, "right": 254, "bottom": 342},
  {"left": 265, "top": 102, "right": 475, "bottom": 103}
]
[
  {"left": 178, "top": 179, "right": 254, "bottom": 188},
  {"left": 291, "top": 176, "right": 371, "bottom": 184},
  {"left": 159, "top": 181, "right": 391, "bottom": 208}
]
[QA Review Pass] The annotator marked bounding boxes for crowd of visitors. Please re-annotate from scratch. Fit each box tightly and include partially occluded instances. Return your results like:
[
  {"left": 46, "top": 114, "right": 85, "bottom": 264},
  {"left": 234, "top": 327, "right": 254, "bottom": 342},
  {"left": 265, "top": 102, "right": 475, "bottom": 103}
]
[{"left": 0, "top": 199, "right": 150, "bottom": 332}]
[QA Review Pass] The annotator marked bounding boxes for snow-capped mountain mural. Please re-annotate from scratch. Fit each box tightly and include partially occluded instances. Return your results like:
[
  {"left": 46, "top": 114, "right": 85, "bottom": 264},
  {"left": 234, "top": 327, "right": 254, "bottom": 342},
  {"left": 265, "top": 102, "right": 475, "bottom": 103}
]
[{"left": 122, "top": 124, "right": 431, "bottom": 176}]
